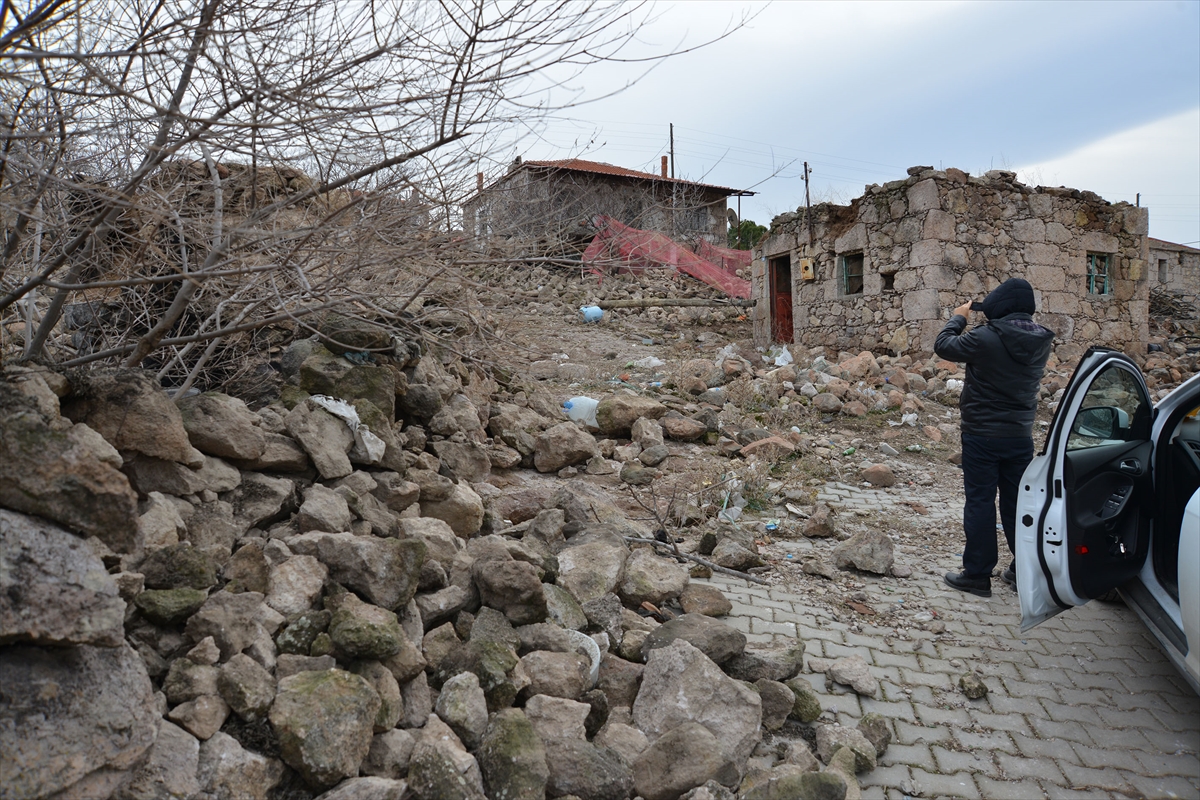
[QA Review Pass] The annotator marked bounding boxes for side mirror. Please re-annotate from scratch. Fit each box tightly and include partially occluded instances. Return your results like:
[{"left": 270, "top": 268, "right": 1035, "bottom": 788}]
[{"left": 1072, "top": 406, "right": 1122, "bottom": 440}]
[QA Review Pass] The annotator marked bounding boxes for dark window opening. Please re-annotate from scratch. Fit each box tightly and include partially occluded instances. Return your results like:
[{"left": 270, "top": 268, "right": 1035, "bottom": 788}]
[
  {"left": 841, "top": 253, "right": 864, "bottom": 295},
  {"left": 1086, "top": 253, "right": 1112, "bottom": 295},
  {"left": 1158, "top": 258, "right": 1168, "bottom": 283},
  {"left": 881, "top": 272, "right": 895, "bottom": 292}
]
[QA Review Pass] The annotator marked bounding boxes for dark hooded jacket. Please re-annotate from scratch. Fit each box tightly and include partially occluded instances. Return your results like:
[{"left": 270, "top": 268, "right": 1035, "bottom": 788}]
[{"left": 935, "top": 312, "right": 1055, "bottom": 438}]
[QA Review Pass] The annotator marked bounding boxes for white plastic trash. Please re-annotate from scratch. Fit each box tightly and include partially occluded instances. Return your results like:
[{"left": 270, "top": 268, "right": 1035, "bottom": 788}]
[
  {"left": 580, "top": 305, "right": 604, "bottom": 322},
  {"left": 773, "top": 346, "right": 794, "bottom": 366},
  {"left": 563, "top": 396, "right": 600, "bottom": 429},
  {"left": 632, "top": 356, "right": 665, "bottom": 369}
]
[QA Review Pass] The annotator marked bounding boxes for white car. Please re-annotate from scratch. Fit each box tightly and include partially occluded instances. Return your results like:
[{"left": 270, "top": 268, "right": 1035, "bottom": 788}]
[{"left": 1017, "top": 347, "right": 1200, "bottom": 694}]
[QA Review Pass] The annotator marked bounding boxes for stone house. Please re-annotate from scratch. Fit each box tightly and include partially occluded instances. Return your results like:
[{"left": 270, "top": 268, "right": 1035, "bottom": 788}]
[
  {"left": 751, "top": 166, "right": 1150, "bottom": 358},
  {"left": 463, "top": 157, "right": 747, "bottom": 249},
  {"left": 1148, "top": 237, "right": 1200, "bottom": 307}
]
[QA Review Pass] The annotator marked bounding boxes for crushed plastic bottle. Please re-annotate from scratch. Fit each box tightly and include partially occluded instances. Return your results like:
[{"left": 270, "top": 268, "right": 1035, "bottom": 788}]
[
  {"left": 563, "top": 396, "right": 599, "bottom": 429},
  {"left": 580, "top": 305, "right": 604, "bottom": 323}
]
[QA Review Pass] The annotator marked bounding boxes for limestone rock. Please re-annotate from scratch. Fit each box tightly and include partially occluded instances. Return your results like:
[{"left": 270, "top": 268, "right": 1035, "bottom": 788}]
[
  {"left": 0, "top": 388, "right": 139, "bottom": 550},
  {"left": 784, "top": 676, "right": 823, "bottom": 723},
  {"left": 633, "top": 721, "right": 731, "bottom": 800},
  {"left": 856, "top": 712, "right": 891, "bottom": 757},
  {"left": 135, "top": 587, "right": 208, "bottom": 625},
  {"left": 269, "top": 668, "right": 381, "bottom": 788},
  {"left": 478, "top": 708, "right": 549, "bottom": 800},
  {"left": 725, "top": 641, "right": 805, "bottom": 683},
  {"left": 633, "top": 640, "right": 762, "bottom": 784},
  {"left": 756, "top": 679, "right": 796, "bottom": 731},
  {"left": 429, "top": 394, "right": 484, "bottom": 438},
  {"left": 543, "top": 737, "right": 634, "bottom": 800},
  {"left": 296, "top": 484, "right": 354, "bottom": 533},
  {"left": 807, "top": 655, "right": 879, "bottom": 698},
  {"left": 711, "top": 538, "right": 765, "bottom": 571},
  {"left": 141, "top": 542, "right": 218, "bottom": 590},
  {"left": 472, "top": 558, "right": 547, "bottom": 625},
  {"left": 803, "top": 503, "right": 838, "bottom": 539},
  {"left": 0, "top": 509, "right": 125, "bottom": 647},
  {"left": 435, "top": 671, "right": 489, "bottom": 750},
  {"left": 163, "top": 658, "right": 220, "bottom": 704},
  {"left": 235, "top": 432, "right": 310, "bottom": 472},
  {"left": 196, "top": 731, "right": 284, "bottom": 800},
  {"left": 420, "top": 482, "right": 485, "bottom": 537},
  {"left": 284, "top": 399, "right": 355, "bottom": 480},
  {"left": 185, "top": 591, "right": 284, "bottom": 661},
  {"left": 520, "top": 650, "right": 590, "bottom": 700},
  {"left": 638, "top": 444, "right": 669, "bottom": 467},
  {"left": 641, "top": 613, "right": 747, "bottom": 666},
  {"left": 407, "top": 715, "right": 486, "bottom": 800},
  {"left": 218, "top": 652, "right": 276, "bottom": 722},
  {"left": 229, "top": 472, "right": 297, "bottom": 529},
  {"left": 959, "top": 671, "right": 989, "bottom": 699},
  {"left": 594, "top": 722, "right": 648, "bottom": 765},
  {"left": 557, "top": 537, "right": 629, "bottom": 605},
  {"left": 432, "top": 440, "right": 492, "bottom": 483},
  {"left": 373, "top": 472, "right": 421, "bottom": 513},
  {"left": 815, "top": 724, "right": 877, "bottom": 772},
  {"left": 61, "top": 369, "right": 204, "bottom": 466},
  {"left": 361, "top": 729, "right": 417, "bottom": 779},
  {"left": 619, "top": 547, "right": 689, "bottom": 607},
  {"left": 595, "top": 394, "right": 667, "bottom": 435},
  {"left": 523, "top": 694, "right": 590, "bottom": 742},
  {"left": 0, "top": 643, "right": 158, "bottom": 800},
  {"left": 266, "top": 554, "right": 328, "bottom": 617},
  {"left": 679, "top": 583, "right": 732, "bottom": 616},
  {"left": 288, "top": 531, "right": 425, "bottom": 610},
  {"left": 167, "top": 694, "right": 230, "bottom": 740},
  {"left": 352, "top": 659, "right": 404, "bottom": 732},
  {"left": 115, "top": 720, "right": 201, "bottom": 800},
  {"left": 740, "top": 767, "right": 847, "bottom": 800},
  {"left": 329, "top": 593, "right": 405, "bottom": 660},
  {"left": 660, "top": 416, "right": 707, "bottom": 441},
  {"left": 859, "top": 463, "right": 895, "bottom": 487},
  {"left": 437, "top": 640, "right": 524, "bottom": 713},
  {"left": 313, "top": 776, "right": 409, "bottom": 800},
  {"left": 831, "top": 531, "right": 894, "bottom": 575},
  {"left": 179, "top": 392, "right": 268, "bottom": 460},
  {"left": 534, "top": 421, "right": 599, "bottom": 472}
]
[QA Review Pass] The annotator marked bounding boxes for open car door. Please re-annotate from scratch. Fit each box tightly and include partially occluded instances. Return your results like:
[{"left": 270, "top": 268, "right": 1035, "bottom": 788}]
[{"left": 1016, "top": 348, "right": 1154, "bottom": 631}]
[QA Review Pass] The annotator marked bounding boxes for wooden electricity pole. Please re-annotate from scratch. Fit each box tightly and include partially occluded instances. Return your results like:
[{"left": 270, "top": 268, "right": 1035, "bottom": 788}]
[{"left": 803, "top": 161, "right": 813, "bottom": 246}]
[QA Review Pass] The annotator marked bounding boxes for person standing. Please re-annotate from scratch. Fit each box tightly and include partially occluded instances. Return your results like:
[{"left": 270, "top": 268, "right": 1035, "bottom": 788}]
[{"left": 935, "top": 278, "right": 1055, "bottom": 597}]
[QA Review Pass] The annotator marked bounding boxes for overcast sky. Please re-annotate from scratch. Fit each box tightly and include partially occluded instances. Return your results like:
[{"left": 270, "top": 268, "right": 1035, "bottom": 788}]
[{"left": 508, "top": 0, "right": 1200, "bottom": 245}]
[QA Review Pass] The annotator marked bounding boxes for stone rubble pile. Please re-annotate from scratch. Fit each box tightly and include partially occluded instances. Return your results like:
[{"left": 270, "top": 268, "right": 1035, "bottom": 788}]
[{"left": 0, "top": 323, "right": 894, "bottom": 800}]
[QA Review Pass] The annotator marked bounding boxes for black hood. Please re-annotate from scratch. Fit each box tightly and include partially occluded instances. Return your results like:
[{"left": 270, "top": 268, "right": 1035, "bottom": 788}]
[
  {"left": 991, "top": 313, "right": 1054, "bottom": 366},
  {"left": 973, "top": 277, "right": 1036, "bottom": 320}
]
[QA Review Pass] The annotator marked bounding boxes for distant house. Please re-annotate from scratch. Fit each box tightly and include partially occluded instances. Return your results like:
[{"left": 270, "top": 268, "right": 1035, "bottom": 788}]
[
  {"left": 463, "top": 157, "right": 750, "bottom": 249},
  {"left": 751, "top": 166, "right": 1154, "bottom": 357},
  {"left": 1148, "top": 237, "right": 1200, "bottom": 308}
]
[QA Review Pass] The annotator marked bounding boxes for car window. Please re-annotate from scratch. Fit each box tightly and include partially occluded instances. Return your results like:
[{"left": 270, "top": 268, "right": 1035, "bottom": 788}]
[{"left": 1067, "top": 364, "right": 1149, "bottom": 451}]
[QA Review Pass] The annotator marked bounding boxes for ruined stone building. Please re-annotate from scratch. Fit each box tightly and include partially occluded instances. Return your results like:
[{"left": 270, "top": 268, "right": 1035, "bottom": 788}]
[
  {"left": 463, "top": 157, "right": 748, "bottom": 249},
  {"left": 751, "top": 166, "right": 1151, "bottom": 358},
  {"left": 1148, "top": 237, "right": 1200, "bottom": 307}
]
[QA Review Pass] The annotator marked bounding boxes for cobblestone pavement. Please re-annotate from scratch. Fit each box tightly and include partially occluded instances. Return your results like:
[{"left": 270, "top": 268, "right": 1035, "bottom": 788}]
[{"left": 701, "top": 481, "right": 1200, "bottom": 800}]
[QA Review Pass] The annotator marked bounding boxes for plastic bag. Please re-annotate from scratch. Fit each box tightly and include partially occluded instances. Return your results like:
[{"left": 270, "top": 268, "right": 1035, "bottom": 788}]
[
  {"left": 580, "top": 305, "right": 604, "bottom": 322},
  {"left": 771, "top": 346, "right": 793, "bottom": 367},
  {"left": 309, "top": 395, "right": 386, "bottom": 464},
  {"left": 632, "top": 356, "right": 665, "bottom": 369}
]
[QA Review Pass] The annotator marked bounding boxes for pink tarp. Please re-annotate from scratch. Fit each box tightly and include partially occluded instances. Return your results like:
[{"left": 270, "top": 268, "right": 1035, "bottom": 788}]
[
  {"left": 695, "top": 239, "right": 753, "bottom": 276},
  {"left": 581, "top": 216, "right": 751, "bottom": 299}
]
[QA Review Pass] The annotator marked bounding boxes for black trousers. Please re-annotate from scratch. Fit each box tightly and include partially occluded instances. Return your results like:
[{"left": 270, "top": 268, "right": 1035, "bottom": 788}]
[{"left": 960, "top": 432, "right": 1034, "bottom": 579}]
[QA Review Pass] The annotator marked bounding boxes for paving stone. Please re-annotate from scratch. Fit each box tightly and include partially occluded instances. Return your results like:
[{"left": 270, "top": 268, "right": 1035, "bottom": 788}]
[
  {"left": 966, "top": 709, "right": 1033, "bottom": 736},
  {"left": 1009, "top": 733, "right": 1081, "bottom": 766},
  {"left": 951, "top": 728, "right": 1016, "bottom": 754},
  {"left": 1027, "top": 716, "right": 1094, "bottom": 745},
  {"left": 1043, "top": 784, "right": 1120, "bottom": 800},
  {"left": 997, "top": 753, "right": 1068, "bottom": 785},
  {"left": 909, "top": 768, "right": 981, "bottom": 799},
  {"left": 1057, "top": 762, "right": 1134, "bottom": 793},
  {"left": 1069, "top": 742, "right": 1144, "bottom": 773},
  {"left": 912, "top": 703, "right": 970, "bottom": 727},
  {"left": 1123, "top": 772, "right": 1200, "bottom": 800},
  {"left": 975, "top": 775, "right": 1049, "bottom": 800},
  {"left": 883, "top": 743, "right": 935, "bottom": 771},
  {"left": 932, "top": 745, "right": 998, "bottom": 777}
]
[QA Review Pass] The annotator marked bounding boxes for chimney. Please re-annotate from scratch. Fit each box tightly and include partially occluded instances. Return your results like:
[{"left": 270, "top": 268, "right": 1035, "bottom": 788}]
[
  {"left": 476, "top": 172, "right": 483, "bottom": 193},
  {"left": 661, "top": 156, "right": 668, "bottom": 178}
]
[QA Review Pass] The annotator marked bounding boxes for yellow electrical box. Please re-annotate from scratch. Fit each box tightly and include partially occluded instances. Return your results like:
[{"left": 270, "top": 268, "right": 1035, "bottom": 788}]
[{"left": 799, "top": 258, "right": 815, "bottom": 281}]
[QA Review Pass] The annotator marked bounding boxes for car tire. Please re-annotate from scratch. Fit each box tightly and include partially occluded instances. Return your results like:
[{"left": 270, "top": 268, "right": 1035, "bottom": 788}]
[{"left": 1096, "top": 589, "right": 1123, "bottom": 603}]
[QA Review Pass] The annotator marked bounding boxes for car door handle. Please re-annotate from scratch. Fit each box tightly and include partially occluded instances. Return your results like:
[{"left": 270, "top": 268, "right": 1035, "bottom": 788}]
[{"left": 1118, "top": 459, "right": 1142, "bottom": 475}]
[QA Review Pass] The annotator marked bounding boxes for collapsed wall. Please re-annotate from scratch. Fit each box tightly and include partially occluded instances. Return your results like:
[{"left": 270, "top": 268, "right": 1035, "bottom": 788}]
[{"left": 752, "top": 167, "right": 1150, "bottom": 359}]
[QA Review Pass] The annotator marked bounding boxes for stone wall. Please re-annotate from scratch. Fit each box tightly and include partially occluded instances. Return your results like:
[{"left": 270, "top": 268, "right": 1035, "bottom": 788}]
[
  {"left": 752, "top": 167, "right": 1150, "bottom": 358},
  {"left": 464, "top": 165, "right": 730, "bottom": 248},
  {"left": 1148, "top": 239, "right": 1200, "bottom": 310}
]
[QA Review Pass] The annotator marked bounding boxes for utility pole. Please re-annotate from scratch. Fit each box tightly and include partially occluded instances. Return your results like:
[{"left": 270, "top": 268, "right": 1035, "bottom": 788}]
[
  {"left": 669, "top": 123, "right": 675, "bottom": 179},
  {"left": 803, "top": 161, "right": 813, "bottom": 246}
]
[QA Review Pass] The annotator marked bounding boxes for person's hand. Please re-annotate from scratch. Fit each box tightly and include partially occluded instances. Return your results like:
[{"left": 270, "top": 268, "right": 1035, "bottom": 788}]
[{"left": 953, "top": 301, "right": 973, "bottom": 319}]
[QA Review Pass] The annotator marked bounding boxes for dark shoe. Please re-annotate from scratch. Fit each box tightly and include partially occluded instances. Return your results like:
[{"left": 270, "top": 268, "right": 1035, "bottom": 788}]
[
  {"left": 1000, "top": 564, "right": 1016, "bottom": 589},
  {"left": 944, "top": 571, "right": 992, "bottom": 598}
]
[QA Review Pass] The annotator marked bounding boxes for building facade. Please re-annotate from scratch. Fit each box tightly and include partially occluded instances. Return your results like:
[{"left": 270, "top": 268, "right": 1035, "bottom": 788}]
[
  {"left": 751, "top": 166, "right": 1151, "bottom": 357},
  {"left": 463, "top": 158, "right": 744, "bottom": 249},
  {"left": 1148, "top": 238, "right": 1200, "bottom": 309}
]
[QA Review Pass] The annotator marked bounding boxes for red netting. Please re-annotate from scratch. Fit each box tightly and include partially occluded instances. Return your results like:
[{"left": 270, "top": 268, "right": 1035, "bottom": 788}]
[
  {"left": 695, "top": 239, "right": 752, "bottom": 276},
  {"left": 582, "top": 216, "right": 752, "bottom": 299}
]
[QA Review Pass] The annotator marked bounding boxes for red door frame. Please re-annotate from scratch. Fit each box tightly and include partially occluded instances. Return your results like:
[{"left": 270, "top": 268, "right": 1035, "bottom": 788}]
[{"left": 769, "top": 255, "right": 793, "bottom": 343}]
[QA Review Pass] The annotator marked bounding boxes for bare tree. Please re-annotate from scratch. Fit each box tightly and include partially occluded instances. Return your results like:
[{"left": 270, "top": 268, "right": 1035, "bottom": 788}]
[{"left": 0, "top": 0, "right": 734, "bottom": 392}]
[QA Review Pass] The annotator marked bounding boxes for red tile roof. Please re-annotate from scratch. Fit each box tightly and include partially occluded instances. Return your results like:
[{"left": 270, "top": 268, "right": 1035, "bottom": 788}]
[{"left": 519, "top": 158, "right": 746, "bottom": 195}]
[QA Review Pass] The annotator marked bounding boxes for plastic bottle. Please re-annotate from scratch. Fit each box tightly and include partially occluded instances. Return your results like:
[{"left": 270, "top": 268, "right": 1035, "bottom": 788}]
[
  {"left": 563, "top": 396, "right": 599, "bottom": 429},
  {"left": 580, "top": 306, "right": 604, "bottom": 323}
]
